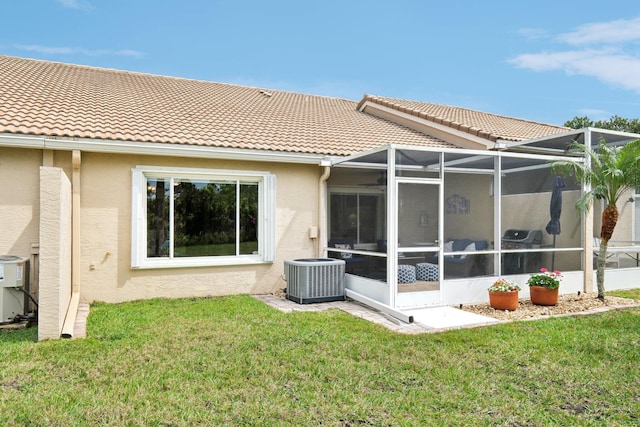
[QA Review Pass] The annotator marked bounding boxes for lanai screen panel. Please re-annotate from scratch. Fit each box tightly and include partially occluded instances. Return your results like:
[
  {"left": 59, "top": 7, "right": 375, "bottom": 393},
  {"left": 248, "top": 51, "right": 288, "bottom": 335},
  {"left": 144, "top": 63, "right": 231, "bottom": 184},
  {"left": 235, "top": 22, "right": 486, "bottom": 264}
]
[{"left": 500, "top": 156, "right": 582, "bottom": 274}]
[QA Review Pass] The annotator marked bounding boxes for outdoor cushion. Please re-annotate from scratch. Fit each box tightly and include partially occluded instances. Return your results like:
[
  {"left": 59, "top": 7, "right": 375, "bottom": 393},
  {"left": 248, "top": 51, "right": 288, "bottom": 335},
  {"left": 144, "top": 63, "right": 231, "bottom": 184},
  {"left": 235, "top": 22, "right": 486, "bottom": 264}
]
[
  {"left": 459, "top": 241, "right": 476, "bottom": 260},
  {"left": 416, "top": 263, "right": 439, "bottom": 281},
  {"left": 398, "top": 264, "right": 416, "bottom": 283},
  {"left": 334, "top": 243, "right": 353, "bottom": 259}
]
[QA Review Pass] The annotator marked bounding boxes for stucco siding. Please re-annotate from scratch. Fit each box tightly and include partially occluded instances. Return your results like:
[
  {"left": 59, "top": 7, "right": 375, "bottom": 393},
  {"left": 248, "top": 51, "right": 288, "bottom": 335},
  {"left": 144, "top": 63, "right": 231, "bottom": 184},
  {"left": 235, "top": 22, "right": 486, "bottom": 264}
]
[
  {"left": 38, "top": 167, "right": 72, "bottom": 340},
  {"left": 78, "top": 152, "right": 320, "bottom": 303},
  {"left": 0, "top": 147, "right": 40, "bottom": 258}
]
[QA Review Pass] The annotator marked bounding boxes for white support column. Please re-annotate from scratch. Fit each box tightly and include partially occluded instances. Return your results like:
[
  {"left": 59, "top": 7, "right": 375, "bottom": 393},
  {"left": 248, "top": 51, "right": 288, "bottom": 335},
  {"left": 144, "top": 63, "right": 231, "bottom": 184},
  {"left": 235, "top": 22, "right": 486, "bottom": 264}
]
[
  {"left": 387, "top": 147, "right": 397, "bottom": 308},
  {"left": 494, "top": 155, "right": 502, "bottom": 276},
  {"left": 38, "top": 167, "right": 72, "bottom": 340},
  {"left": 583, "top": 129, "right": 594, "bottom": 293}
]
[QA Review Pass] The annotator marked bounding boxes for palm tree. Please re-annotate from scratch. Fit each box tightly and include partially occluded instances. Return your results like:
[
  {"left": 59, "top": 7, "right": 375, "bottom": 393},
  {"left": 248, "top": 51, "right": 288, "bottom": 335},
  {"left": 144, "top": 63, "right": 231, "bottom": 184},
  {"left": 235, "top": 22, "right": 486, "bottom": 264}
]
[{"left": 553, "top": 138, "right": 640, "bottom": 299}]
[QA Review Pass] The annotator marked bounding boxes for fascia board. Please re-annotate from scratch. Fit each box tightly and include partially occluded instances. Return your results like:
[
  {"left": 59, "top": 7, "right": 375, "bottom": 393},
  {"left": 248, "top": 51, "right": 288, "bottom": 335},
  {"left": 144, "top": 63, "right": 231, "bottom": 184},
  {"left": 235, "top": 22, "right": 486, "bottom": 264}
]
[
  {"left": 359, "top": 101, "right": 493, "bottom": 149},
  {"left": 0, "top": 133, "right": 328, "bottom": 165}
]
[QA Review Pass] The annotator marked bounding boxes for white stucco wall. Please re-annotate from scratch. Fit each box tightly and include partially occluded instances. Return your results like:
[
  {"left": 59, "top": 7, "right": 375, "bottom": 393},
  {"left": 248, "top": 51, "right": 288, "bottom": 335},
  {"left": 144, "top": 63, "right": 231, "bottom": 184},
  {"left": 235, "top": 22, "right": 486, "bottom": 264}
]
[
  {"left": 78, "top": 152, "right": 320, "bottom": 303},
  {"left": 38, "top": 167, "right": 72, "bottom": 340}
]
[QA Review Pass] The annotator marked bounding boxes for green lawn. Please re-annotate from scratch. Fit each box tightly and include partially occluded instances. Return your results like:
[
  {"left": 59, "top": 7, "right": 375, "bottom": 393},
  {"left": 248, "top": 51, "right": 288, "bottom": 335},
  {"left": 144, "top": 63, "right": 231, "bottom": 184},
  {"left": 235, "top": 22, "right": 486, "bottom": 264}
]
[
  {"left": 608, "top": 288, "right": 640, "bottom": 300},
  {"left": 1, "top": 295, "right": 639, "bottom": 426}
]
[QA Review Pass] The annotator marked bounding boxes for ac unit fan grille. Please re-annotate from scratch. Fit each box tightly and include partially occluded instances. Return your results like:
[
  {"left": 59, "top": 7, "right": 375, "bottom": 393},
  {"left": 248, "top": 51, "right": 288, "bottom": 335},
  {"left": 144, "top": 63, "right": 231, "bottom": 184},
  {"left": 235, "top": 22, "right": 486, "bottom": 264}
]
[{"left": 284, "top": 258, "right": 345, "bottom": 304}]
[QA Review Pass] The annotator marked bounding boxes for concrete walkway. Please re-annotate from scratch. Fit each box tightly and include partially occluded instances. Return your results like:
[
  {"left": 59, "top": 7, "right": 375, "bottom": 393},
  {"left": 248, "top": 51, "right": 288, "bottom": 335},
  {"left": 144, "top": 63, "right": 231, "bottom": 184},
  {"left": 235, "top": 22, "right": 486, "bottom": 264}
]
[
  {"left": 253, "top": 295, "right": 500, "bottom": 334},
  {"left": 71, "top": 303, "right": 90, "bottom": 339}
]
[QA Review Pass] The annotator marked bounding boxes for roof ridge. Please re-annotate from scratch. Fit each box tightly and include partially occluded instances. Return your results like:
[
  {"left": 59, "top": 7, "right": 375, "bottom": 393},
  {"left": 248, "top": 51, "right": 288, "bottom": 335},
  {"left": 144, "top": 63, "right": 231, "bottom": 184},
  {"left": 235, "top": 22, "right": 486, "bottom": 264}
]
[{"left": 365, "top": 94, "right": 567, "bottom": 130}]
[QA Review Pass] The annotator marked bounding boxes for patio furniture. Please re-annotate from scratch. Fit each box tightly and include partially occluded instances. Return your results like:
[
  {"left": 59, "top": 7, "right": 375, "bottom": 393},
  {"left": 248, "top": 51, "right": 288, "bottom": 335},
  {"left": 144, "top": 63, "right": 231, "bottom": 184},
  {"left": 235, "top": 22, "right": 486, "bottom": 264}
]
[
  {"left": 425, "top": 238, "right": 489, "bottom": 278},
  {"left": 398, "top": 264, "right": 417, "bottom": 283},
  {"left": 328, "top": 239, "right": 366, "bottom": 273},
  {"left": 416, "top": 262, "right": 439, "bottom": 281}
]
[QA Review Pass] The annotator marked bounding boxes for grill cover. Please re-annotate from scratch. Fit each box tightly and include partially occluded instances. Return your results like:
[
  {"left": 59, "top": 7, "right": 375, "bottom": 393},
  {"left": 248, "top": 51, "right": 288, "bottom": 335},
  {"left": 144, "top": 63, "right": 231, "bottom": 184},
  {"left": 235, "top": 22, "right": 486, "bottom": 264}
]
[{"left": 502, "top": 229, "right": 542, "bottom": 245}]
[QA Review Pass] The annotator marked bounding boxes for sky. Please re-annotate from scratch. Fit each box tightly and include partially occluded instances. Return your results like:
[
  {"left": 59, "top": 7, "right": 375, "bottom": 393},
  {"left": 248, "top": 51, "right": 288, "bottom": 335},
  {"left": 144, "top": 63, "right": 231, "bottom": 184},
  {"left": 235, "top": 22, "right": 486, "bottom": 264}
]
[{"left": 2, "top": 0, "right": 640, "bottom": 126}]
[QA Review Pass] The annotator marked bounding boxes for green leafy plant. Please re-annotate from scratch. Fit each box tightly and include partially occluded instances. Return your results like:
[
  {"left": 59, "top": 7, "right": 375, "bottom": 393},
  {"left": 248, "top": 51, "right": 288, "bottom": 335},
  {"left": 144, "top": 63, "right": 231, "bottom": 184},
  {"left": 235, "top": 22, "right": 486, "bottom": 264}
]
[
  {"left": 552, "top": 139, "right": 640, "bottom": 299},
  {"left": 488, "top": 278, "right": 521, "bottom": 293},
  {"left": 527, "top": 267, "right": 561, "bottom": 290}
]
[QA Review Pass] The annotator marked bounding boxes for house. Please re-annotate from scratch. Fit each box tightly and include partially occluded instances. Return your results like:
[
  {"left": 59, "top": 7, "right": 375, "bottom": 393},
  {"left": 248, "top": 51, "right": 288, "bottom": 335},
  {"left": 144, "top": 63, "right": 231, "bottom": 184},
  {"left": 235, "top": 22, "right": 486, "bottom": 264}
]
[{"left": 1, "top": 55, "right": 638, "bottom": 338}]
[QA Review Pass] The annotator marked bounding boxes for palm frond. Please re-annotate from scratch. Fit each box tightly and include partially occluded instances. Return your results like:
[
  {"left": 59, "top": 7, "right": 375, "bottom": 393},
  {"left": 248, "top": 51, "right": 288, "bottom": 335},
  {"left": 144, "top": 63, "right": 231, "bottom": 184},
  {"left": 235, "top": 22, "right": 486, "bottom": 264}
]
[{"left": 552, "top": 138, "right": 640, "bottom": 210}]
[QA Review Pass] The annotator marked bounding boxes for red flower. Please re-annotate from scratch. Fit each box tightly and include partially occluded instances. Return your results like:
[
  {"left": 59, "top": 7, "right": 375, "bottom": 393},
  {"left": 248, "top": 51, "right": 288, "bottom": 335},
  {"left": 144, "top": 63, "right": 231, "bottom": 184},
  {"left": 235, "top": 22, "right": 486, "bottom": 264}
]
[{"left": 540, "top": 267, "right": 548, "bottom": 273}]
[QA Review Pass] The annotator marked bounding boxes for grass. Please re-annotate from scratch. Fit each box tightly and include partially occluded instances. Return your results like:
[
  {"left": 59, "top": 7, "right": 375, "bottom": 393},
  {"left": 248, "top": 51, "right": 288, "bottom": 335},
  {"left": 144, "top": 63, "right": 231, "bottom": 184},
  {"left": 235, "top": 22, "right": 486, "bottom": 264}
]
[
  {"left": 608, "top": 288, "right": 640, "bottom": 300},
  {"left": 1, "top": 295, "right": 639, "bottom": 426}
]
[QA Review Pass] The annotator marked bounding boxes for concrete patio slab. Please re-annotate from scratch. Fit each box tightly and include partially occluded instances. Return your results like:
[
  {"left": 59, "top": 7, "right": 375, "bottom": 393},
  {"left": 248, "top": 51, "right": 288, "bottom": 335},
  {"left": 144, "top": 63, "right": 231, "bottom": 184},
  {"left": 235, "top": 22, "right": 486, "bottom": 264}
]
[
  {"left": 404, "top": 306, "right": 500, "bottom": 329},
  {"left": 253, "top": 294, "right": 502, "bottom": 334}
]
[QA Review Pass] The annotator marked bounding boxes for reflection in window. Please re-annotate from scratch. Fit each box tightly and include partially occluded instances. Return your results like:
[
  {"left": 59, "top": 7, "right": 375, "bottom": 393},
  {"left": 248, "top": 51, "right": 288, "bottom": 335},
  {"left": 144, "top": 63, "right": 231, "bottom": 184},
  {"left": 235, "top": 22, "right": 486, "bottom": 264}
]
[
  {"left": 146, "top": 178, "right": 170, "bottom": 257},
  {"left": 330, "top": 192, "right": 384, "bottom": 244},
  {"left": 146, "top": 177, "right": 258, "bottom": 258}
]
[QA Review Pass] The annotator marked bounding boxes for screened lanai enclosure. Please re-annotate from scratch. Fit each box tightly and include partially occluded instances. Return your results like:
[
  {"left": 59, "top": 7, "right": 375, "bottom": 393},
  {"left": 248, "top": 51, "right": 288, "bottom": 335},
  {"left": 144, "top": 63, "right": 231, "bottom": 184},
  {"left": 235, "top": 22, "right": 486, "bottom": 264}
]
[
  {"left": 325, "top": 128, "right": 640, "bottom": 318},
  {"left": 327, "top": 145, "right": 583, "bottom": 313}
]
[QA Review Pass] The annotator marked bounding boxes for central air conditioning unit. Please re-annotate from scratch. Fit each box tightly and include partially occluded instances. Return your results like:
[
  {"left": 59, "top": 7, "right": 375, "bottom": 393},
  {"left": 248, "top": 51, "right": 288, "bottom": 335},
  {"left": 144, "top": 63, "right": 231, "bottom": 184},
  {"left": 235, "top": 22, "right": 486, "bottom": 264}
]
[
  {"left": 0, "top": 256, "right": 28, "bottom": 322},
  {"left": 284, "top": 258, "right": 345, "bottom": 304}
]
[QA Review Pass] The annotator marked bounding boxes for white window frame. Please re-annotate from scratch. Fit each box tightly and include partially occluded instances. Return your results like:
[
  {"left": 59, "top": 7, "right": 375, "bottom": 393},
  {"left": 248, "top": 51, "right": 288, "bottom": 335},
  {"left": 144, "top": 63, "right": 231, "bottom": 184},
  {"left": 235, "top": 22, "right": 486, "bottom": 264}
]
[
  {"left": 328, "top": 186, "right": 386, "bottom": 245},
  {"left": 131, "top": 166, "right": 276, "bottom": 269}
]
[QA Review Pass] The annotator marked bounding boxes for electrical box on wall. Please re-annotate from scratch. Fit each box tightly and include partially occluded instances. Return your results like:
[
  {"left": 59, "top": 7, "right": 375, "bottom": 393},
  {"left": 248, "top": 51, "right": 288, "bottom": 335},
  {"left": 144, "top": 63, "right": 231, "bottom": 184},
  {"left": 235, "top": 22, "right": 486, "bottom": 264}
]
[{"left": 309, "top": 226, "right": 318, "bottom": 239}]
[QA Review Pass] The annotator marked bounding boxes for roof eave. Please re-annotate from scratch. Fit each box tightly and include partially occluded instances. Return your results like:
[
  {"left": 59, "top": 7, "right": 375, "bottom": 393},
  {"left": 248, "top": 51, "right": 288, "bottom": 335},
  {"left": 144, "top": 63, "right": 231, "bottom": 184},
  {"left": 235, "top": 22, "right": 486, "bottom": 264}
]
[
  {"left": 358, "top": 99, "right": 495, "bottom": 150},
  {"left": 0, "top": 133, "right": 331, "bottom": 165}
]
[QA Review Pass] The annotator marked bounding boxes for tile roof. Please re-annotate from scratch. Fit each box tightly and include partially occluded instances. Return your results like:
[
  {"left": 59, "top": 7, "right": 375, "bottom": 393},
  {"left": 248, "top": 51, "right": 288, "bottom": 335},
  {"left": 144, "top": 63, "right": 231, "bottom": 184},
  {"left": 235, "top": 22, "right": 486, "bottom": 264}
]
[
  {"left": 0, "top": 55, "right": 453, "bottom": 157},
  {"left": 358, "top": 95, "right": 568, "bottom": 142}
]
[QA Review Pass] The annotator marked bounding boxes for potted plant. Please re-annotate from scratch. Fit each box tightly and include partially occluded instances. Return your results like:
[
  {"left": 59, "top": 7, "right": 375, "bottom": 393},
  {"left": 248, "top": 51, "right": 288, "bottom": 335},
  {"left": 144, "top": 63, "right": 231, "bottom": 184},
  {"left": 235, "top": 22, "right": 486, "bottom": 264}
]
[
  {"left": 488, "top": 278, "right": 521, "bottom": 311},
  {"left": 527, "top": 267, "right": 561, "bottom": 306}
]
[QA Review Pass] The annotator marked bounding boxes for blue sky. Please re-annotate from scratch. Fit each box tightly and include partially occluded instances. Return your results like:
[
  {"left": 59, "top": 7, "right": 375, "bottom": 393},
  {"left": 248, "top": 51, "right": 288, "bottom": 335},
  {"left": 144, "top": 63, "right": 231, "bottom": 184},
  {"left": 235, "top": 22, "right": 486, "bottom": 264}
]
[{"left": 2, "top": 0, "right": 639, "bottom": 126}]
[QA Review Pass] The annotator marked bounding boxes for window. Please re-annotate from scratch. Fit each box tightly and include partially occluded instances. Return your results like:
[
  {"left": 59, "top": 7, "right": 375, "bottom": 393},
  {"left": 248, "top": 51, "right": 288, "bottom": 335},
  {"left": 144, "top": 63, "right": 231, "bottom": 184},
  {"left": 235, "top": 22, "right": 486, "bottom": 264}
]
[
  {"left": 132, "top": 166, "right": 275, "bottom": 268},
  {"left": 329, "top": 189, "right": 385, "bottom": 244}
]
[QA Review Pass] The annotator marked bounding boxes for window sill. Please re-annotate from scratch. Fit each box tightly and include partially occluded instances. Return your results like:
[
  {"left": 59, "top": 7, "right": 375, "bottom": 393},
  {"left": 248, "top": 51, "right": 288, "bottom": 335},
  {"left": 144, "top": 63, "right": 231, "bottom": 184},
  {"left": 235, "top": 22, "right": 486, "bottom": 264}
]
[{"left": 132, "top": 255, "right": 271, "bottom": 270}]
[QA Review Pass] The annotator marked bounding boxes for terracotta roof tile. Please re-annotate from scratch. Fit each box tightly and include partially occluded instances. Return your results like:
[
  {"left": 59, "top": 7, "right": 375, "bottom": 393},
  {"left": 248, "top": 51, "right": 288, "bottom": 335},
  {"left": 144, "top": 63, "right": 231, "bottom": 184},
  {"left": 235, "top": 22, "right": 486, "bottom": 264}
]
[
  {"left": 0, "top": 56, "right": 454, "bottom": 156},
  {"left": 359, "top": 95, "right": 568, "bottom": 142}
]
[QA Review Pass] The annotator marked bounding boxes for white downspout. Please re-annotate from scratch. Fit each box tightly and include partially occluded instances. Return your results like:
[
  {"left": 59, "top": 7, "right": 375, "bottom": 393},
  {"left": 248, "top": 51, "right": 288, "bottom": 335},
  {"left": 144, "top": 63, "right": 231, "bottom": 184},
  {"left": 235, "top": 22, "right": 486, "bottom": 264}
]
[
  {"left": 318, "top": 163, "right": 331, "bottom": 257},
  {"left": 61, "top": 150, "right": 81, "bottom": 338}
]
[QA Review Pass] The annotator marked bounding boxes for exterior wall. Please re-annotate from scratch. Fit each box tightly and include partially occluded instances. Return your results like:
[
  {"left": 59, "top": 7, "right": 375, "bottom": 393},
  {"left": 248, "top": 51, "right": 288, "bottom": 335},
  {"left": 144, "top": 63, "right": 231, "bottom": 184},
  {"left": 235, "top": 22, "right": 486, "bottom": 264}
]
[
  {"left": 0, "top": 147, "right": 40, "bottom": 258},
  {"left": 592, "top": 189, "right": 634, "bottom": 241},
  {"left": 38, "top": 167, "right": 72, "bottom": 340},
  {"left": 444, "top": 173, "right": 493, "bottom": 242},
  {"left": 501, "top": 190, "right": 582, "bottom": 248},
  {"left": 502, "top": 190, "right": 582, "bottom": 271},
  {"left": 77, "top": 152, "right": 320, "bottom": 303}
]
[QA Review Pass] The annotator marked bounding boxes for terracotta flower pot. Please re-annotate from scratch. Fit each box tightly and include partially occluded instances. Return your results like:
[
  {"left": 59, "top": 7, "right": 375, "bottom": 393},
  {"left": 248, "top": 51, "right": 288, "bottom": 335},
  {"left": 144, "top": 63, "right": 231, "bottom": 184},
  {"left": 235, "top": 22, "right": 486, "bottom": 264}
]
[
  {"left": 529, "top": 286, "right": 559, "bottom": 306},
  {"left": 489, "top": 291, "right": 519, "bottom": 311}
]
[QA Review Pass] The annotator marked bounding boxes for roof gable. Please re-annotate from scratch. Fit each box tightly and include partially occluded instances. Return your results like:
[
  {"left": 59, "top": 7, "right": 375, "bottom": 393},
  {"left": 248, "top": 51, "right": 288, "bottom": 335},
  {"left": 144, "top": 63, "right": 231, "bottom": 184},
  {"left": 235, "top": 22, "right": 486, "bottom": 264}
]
[{"left": 357, "top": 95, "right": 568, "bottom": 143}]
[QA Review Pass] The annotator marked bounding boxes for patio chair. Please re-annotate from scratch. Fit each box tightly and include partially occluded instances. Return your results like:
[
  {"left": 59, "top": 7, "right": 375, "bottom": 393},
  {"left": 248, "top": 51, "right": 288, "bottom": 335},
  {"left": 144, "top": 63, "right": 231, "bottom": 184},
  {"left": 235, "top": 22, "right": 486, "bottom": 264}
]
[{"left": 328, "top": 239, "right": 366, "bottom": 273}]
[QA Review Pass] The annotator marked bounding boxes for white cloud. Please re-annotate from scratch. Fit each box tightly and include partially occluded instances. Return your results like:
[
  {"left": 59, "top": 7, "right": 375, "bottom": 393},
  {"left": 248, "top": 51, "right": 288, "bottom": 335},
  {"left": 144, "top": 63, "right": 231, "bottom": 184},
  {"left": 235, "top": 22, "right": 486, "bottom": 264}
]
[
  {"left": 557, "top": 17, "right": 640, "bottom": 45},
  {"left": 55, "top": 0, "right": 93, "bottom": 11},
  {"left": 509, "top": 48, "right": 640, "bottom": 93},
  {"left": 577, "top": 108, "right": 610, "bottom": 120},
  {"left": 510, "top": 17, "right": 640, "bottom": 95},
  {"left": 516, "top": 28, "right": 549, "bottom": 41},
  {"left": 15, "top": 44, "right": 143, "bottom": 58}
]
